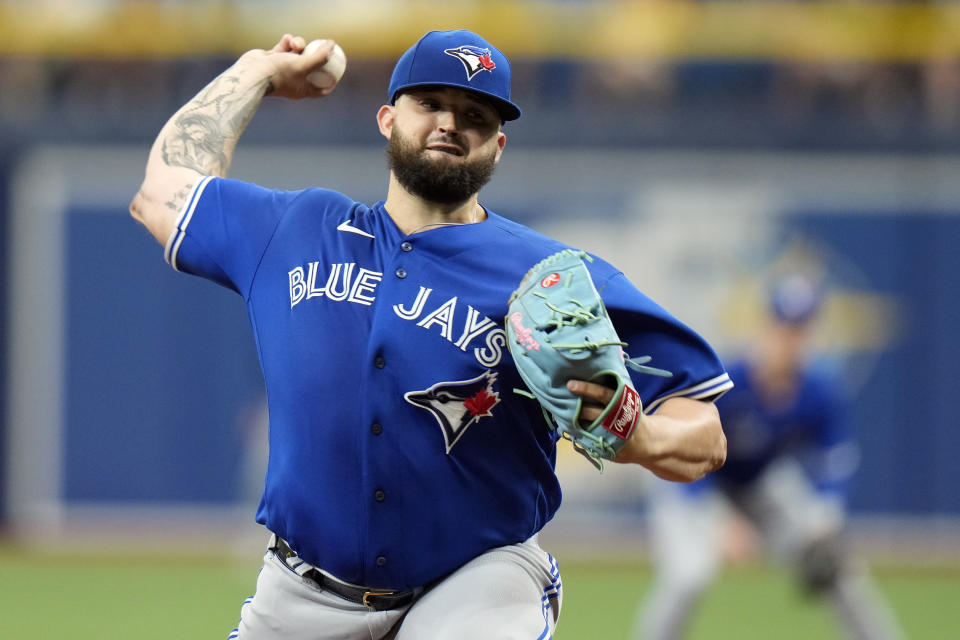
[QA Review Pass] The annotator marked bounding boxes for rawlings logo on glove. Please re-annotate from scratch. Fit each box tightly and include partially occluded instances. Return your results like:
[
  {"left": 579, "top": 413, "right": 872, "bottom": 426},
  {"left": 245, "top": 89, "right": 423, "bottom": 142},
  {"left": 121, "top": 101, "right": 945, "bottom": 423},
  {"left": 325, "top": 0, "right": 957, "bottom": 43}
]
[
  {"left": 505, "top": 249, "right": 672, "bottom": 469},
  {"left": 603, "top": 385, "right": 642, "bottom": 440}
]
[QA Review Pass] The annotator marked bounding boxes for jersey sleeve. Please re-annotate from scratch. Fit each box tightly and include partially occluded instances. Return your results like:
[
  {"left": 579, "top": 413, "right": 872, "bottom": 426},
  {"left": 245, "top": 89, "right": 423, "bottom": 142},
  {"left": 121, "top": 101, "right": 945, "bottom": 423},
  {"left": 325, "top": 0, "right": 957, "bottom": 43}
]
[
  {"left": 164, "top": 176, "right": 293, "bottom": 297},
  {"left": 803, "top": 368, "right": 860, "bottom": 499},
  {"left": 598, "top": 271, "right": 733, "bottom": 413}
]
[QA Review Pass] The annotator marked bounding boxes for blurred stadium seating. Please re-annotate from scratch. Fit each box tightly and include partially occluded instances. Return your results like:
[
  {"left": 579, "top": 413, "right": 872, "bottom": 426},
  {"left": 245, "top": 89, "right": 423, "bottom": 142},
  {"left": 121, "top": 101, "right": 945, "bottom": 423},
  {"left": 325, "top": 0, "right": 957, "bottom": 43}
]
[{"left": 2, "top": 0, "right": 960, "bottom": 150}]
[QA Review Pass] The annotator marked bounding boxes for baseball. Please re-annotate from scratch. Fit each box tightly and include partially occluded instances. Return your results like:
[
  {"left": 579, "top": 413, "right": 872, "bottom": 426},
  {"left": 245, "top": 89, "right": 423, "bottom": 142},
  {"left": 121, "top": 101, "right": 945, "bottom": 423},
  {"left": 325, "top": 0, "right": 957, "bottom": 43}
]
[{"left": 303, "top": 40, "right": 346, "bottom": 90}]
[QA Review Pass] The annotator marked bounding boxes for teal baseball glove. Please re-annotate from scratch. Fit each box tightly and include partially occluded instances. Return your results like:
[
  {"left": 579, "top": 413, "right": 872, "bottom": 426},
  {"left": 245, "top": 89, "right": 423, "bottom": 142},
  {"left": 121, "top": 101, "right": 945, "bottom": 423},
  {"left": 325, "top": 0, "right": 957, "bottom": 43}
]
[{"left": 506, "top": 249, "right": 672, "bottom": 469}]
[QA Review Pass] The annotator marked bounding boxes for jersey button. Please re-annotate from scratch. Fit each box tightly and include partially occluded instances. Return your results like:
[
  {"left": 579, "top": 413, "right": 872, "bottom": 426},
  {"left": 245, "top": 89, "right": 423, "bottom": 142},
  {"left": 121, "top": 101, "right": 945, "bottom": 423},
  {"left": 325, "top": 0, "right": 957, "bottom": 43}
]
[
  {"left": 374, "top": 490, "right": 386, "bottom": 502},
  {"left": 371, "top": 422, "right": 383, "bottom": 435},
  {"left": 395, "top": 268, "right": 407, "bottom": 279},
  {"left": 400, "top": 241, "right": 413, "bottom": 252},
  {"left": 376, "top": 555, "right": 387, "bottom": 567},
  {"left": 374, "top": 357, "right": 386, "bottom": 369}
]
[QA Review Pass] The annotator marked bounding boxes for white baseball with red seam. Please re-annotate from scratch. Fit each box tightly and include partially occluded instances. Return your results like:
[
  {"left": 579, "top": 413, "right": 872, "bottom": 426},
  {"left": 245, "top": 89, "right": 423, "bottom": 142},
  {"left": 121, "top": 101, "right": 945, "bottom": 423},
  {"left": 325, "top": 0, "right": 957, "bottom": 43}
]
[{"left": 302, "top": 40, "right": 346, "bottom": 90}]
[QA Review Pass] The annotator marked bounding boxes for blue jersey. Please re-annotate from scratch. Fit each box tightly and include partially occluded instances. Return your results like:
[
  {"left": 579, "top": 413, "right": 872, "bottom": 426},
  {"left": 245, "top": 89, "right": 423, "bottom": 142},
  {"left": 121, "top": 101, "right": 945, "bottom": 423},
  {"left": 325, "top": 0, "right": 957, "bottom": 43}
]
[
  {"left": 701, "top": 359, "right": 857, "bottom": 499},
  {"left": 165, "top": 176, "right": 732, "bottom": 589}
]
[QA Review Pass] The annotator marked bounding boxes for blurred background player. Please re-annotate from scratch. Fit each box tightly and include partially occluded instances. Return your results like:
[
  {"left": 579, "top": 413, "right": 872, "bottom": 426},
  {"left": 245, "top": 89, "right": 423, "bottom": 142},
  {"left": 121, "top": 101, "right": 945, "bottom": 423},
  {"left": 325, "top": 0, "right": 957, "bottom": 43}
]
[{"left": 632, "top": 273, "right": 905, "bottom": 640}]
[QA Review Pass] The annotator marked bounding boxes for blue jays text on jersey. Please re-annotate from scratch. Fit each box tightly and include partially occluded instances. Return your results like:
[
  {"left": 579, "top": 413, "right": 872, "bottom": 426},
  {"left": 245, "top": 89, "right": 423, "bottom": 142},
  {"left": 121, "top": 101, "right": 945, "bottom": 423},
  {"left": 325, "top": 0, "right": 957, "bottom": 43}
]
[
  {"left": 287, "top": 263, "right": 506, "bottom": 368},
  {"left": 165, "top": 176, "right": 733, "bottom": 591}
]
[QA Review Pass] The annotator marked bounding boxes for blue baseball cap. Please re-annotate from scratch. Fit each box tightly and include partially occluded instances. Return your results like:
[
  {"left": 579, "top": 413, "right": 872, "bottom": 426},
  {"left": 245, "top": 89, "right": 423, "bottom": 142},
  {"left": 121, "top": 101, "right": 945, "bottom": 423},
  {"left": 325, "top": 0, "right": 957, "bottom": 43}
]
[
  {"left": 769, "top": 274, "right": 824, "bottom": 325},
  {"left": 388, "top": 29, "right": 522, "bottom": 122}
]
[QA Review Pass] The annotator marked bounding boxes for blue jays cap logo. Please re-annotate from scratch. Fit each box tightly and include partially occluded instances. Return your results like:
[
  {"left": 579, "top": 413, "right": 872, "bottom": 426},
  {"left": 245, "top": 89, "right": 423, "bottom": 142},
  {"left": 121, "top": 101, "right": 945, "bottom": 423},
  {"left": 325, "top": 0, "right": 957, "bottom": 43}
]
[
  {"left": 389, "top": 30, "right": 522, "bottom": 120},
  {"left": 444, "top": 45, "right": 497, "bottom": 81},
  {"left": 404, "top": 371, "right": 501, "bottom": 453}
]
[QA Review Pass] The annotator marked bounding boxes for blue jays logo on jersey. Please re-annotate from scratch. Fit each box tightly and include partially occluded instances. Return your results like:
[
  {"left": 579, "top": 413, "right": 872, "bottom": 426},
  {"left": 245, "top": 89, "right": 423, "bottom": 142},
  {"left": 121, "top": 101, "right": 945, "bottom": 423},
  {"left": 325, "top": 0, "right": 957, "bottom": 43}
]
[
  {"left": 405, "top": 371, "right": 501, "bottom": 453},
  {"left": 444, "top": 45, "right": 496, "bottom": 81}
]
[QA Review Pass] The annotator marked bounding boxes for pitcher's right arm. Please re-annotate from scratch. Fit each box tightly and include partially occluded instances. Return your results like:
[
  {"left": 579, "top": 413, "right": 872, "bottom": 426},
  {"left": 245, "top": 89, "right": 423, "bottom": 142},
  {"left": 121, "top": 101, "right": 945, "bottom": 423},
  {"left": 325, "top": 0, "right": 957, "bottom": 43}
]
[{"left": 130, "top": 35, "right": 339, "bottom": 243}]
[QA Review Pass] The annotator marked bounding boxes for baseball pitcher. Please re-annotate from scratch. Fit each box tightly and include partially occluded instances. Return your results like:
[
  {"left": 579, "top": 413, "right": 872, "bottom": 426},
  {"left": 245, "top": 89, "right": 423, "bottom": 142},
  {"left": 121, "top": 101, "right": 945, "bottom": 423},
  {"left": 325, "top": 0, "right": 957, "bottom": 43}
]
[{"left": 131, "top": 29, "right": 732, "bottom": 640}]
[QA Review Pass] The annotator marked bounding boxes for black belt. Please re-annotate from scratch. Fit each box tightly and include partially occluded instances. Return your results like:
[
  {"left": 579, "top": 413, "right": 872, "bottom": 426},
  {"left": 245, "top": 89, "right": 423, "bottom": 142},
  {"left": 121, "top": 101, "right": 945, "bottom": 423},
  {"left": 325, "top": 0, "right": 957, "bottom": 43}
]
[{"left": 269, "top": 535, "right": 421, "bottom": 611}]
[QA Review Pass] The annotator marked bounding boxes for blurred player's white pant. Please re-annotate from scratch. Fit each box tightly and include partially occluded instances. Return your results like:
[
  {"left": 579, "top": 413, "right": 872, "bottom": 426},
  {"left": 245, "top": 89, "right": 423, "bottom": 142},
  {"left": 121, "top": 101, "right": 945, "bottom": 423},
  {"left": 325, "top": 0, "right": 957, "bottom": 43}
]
[
  {"left": 634, "top": 461, "right": 904, "bottom": 640},
  {"left": 230, "top": 535, "right": 562, "bottom": 640}
]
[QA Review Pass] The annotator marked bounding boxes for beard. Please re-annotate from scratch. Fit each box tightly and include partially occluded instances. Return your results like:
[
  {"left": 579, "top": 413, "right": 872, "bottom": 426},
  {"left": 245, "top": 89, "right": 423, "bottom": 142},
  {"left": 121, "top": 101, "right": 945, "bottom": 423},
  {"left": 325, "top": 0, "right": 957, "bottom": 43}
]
[{"left": 387, "top": 130, "right": 497, "bottom": 205}]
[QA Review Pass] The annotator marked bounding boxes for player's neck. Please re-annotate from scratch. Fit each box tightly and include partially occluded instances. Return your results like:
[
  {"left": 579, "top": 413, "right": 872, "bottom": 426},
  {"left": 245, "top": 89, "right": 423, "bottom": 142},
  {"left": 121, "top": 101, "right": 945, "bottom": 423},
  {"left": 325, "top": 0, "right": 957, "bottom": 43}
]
[{"left": 384, "top": 176, "right": 485, "bottom": 235}]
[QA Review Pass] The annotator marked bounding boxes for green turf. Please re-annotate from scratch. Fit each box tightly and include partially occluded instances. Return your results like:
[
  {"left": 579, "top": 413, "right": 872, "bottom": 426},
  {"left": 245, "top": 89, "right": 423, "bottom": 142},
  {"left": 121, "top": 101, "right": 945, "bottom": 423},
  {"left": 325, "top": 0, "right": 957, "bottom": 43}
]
[
  {"left": 0, "top": 548, "right": 257, "bottom": 639},
  {"left": 555, "top": 560, "right": 960, "bottom": 640},
  {"left": 0, "top": 547, "right": 956, "bottom": 639}
]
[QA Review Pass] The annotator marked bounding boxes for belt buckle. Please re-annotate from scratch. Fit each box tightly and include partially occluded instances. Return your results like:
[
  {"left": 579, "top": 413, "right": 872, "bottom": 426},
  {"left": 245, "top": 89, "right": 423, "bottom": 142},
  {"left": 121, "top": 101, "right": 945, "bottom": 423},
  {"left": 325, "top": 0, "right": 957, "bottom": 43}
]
[{"left": 361, "top": 589, "right": 395, "bottom": 610}]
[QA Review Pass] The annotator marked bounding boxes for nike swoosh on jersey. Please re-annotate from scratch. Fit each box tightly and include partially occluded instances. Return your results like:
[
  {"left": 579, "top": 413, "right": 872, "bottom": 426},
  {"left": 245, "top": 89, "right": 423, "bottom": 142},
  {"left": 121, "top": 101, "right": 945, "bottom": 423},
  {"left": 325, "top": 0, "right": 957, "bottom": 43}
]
[{"left": 336, "top": 220, "right": 375, "bottom": 239}]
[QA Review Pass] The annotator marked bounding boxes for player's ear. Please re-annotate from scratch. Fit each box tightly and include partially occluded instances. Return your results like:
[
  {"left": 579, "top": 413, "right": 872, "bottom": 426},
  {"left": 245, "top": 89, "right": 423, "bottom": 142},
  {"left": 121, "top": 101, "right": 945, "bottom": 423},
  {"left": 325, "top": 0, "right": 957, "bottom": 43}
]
[
  {"left": 376, "top": 105, "right": 394, "bottom": 140},
  {"left": 494, "top": 131, "right": 506, "bottom": 163}
]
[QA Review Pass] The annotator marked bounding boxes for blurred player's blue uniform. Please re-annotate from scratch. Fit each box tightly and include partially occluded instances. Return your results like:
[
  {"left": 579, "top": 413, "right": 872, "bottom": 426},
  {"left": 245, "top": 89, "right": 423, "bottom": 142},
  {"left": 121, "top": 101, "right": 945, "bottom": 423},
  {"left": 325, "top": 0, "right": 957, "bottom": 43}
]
[
  {"left": 703, "top": 358, "right": 854, "bottom": 500},
  {"left": 634, "top": 275, "right": 904, "bottom": 640}
]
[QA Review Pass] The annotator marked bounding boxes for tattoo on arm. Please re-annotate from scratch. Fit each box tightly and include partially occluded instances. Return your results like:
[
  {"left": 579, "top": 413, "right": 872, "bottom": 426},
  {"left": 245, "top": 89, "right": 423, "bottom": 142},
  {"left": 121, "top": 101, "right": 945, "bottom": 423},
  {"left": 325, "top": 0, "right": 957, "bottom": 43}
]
[
  {"left": 160, "top": 73, "right": 273, "bottom": 175},
  {"left": 164, "top": 182, "right": 195, "bottom": 213},
  {"left": 161, "top": 112, "right": 228, "bottom": 175}
]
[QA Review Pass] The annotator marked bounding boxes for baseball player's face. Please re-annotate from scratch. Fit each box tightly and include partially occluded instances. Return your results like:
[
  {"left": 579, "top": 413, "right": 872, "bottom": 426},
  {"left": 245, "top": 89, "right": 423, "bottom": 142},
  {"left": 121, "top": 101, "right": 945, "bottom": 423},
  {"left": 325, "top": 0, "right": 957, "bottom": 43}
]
[
  {"left": 378, "top": 88, "right": 507, "bottom": 203},
  {"left": 759, "top": 319, "right": 813, "bottom": 374},
  {"left": 378, "top": 88, "right": 506, "bottom": 164}
]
